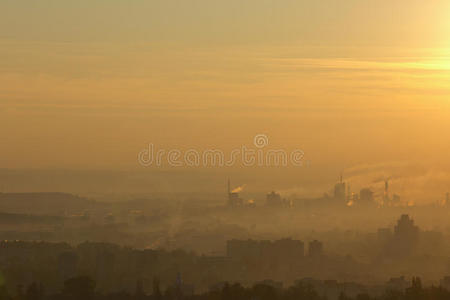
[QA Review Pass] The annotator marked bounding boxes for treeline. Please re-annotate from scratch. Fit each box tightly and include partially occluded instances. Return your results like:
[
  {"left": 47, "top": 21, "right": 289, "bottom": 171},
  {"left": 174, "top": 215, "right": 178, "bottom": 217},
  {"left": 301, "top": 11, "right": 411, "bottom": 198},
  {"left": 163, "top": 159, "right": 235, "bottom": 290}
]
[{"left": 1, "top": 276, "right": 450, "bottom": 300}]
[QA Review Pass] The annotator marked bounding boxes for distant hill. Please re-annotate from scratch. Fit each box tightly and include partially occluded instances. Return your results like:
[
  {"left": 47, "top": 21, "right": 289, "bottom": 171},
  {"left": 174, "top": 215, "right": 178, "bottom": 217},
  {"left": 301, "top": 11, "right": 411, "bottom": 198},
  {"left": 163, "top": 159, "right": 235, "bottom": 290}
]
[
  {"left": 0, "top": 192, "right": 95, "bottom": 214},
  {"left": 0, "top": 211, "right": 63, "bottom": 225}
]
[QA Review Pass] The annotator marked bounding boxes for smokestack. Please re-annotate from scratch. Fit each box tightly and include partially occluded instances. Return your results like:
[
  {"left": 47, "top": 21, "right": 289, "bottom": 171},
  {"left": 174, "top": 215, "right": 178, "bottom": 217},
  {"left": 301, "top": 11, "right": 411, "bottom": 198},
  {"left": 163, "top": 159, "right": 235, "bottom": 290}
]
[
  {"left": 383, "top": 179, "right": 390, "bottom": 207},
  {"left": 384, "top": 179, "right": 389, "bottom": 200}
]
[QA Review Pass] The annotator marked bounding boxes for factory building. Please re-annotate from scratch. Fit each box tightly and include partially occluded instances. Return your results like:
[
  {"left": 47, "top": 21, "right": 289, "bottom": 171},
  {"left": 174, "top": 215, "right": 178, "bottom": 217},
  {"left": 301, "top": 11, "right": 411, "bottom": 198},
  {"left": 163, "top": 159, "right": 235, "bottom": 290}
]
[
  {"left": 334, "top": 174, "right": 346, "bottom": 203},
  {"left": 227, "top": 179, "right": 243, "bottom": 207}
]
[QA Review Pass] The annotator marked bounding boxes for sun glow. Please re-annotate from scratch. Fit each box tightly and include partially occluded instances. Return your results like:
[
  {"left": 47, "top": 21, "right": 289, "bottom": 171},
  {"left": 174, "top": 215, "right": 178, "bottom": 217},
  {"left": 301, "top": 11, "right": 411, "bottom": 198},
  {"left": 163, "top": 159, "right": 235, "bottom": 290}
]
[{"left": 422, "top": 48, "right": 450, "bottom": 70}]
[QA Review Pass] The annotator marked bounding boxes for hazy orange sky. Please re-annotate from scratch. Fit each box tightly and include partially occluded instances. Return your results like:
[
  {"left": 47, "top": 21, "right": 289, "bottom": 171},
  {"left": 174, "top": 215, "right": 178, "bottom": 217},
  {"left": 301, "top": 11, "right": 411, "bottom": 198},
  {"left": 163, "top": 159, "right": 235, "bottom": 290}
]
[{"left": 1, "top": 0, "right": 450, "bottom": 171}]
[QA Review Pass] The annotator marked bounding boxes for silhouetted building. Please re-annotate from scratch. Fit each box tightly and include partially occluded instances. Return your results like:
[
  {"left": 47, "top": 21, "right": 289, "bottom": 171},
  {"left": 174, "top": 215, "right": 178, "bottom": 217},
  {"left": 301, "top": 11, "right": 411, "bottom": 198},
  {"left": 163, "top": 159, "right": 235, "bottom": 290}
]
[
  {"left": 346, "top": 191, "right": 359, "bottom": 207},
  {"left": 383, "top": 179, "right": 390, "bottom": 205},
  {"left": 391, "top": 214, "right": 419, "bottom": 256},
  {"left": 227, "top": 238, "right": 304, "bottom": 261},
  {"left": 58, "top": 252, "right": 79, "bottom": 281},
  {"left": 95, "top": 250, "right": 115, "bottom": 292},
  {"left": 174, "top": 272, "right": 194, "bottom": 297},
  {"left": 359, "top": 188, "right": 375, "bottom": 206},
  {"left": 199, "top": 255, "right": 231, "bottom": 271},
  {"left": 227, "top": 179, "right": 243, "bottom": 207},
  {"left": 386, "top": 276, "right": 409, "bottom": 291},
  {"left": 394, "top": 215, "right": 419, "bottom": 240},
  {"left": 308, "top": 240, "right": 324, "bottom": 257},
  {"left": 334, "top": 175, "right": 346, "bottom": 203},
  {"left": 266, "top": 191, "right": 282, "bottom": 206},
  {"left": 440, "top": 276, "right": 450, "bottom": 290},
  {"left": 265, "top": 191, "right": 291, "bottom": 207},
  {"left": 228, "top": 192, "right": 243, "bottom": 207}
]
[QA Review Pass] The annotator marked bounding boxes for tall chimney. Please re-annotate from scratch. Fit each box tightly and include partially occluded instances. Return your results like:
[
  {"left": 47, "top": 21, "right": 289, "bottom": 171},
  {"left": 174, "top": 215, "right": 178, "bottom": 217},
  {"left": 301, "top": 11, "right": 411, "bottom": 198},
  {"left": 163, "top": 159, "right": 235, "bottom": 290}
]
[{"left": 385, "top": 180, "right": 389, "bottom": 196}]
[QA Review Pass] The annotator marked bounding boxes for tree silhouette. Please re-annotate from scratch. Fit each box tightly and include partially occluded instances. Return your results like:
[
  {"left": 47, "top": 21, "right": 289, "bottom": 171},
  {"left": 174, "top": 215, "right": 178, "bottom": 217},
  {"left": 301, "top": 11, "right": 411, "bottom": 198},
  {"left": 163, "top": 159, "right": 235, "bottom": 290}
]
[
  {"left": 25, "top": 283, "right": 44, "bottom": 300},
  {"left": 405, "top": 277, "right": 423, "bottom": 300},
  {"left": 0, "top": 285, "right": 10, "bottom": 300},
  {"left": 152, "top": 277, "right": 162, "bottom": 300},
  {"left": 62, "top": 276, "right": 96, "bottom": 300},
  {"left": 338, "top": 291, "right": 351, "bottom": 300},
  {"left": 135, "top": 279, "right": 146, "bottom": 300},
  {"left": 251, "top": 283, "right": 278, "bottom": 300}
]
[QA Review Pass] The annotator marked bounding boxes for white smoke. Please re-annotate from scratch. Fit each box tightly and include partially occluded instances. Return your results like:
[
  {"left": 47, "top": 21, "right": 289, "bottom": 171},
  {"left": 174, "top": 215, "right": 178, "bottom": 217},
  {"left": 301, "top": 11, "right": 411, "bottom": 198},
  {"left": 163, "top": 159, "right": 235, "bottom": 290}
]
[{"left": 344, "top": 161, "right": 450, "bottom": 205}]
